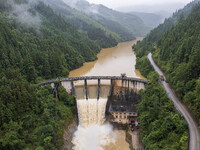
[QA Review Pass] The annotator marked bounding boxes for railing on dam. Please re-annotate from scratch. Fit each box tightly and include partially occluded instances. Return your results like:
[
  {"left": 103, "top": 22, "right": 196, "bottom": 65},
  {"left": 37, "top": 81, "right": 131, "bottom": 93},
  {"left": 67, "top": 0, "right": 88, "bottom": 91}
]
[
  {"left": 40, "top": 76, "right": 147, "bottom": 100},
  {"left": 39, "top": 76, "right": 147, "bottom": 86}
]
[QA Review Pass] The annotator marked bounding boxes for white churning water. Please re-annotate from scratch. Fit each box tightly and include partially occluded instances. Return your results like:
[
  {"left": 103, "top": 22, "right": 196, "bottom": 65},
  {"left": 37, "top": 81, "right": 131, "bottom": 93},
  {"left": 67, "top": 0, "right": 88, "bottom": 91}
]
[
  {"left": 72, "top": 83, "right": 117, "bottom": 150},
  {"left": 72, "top": 98, "right": 116, "bottom": 150},
  {"left": 70, "top": 39, "right": 144, "bottom": 150}
]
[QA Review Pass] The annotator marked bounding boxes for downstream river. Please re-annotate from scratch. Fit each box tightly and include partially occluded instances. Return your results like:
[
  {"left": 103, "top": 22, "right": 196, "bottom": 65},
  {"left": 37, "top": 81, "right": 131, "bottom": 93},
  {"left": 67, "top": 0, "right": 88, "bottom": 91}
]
[{"left": 69, "top": 38, "right": 144, "bottom": 150}]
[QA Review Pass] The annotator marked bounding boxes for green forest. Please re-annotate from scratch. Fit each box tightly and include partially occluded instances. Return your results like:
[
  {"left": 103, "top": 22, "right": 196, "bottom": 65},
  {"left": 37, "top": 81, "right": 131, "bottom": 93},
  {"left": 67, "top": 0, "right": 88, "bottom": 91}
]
[
  {"left": 39, "top": 0, "right": 124, "bottom": 48},
  {"left": 1, "top": 0, "right": 199, "bottom": 149},
  {"left": 136, "top": 57, "right": 188, "bottom": 149},
  {"left": 134, "top": 1, "right": 200, "bottom": 149},
  {"left": 0, "top": 0, "right": 123, "bottom": 149},
  {"left": 0, "top": 72, "right": 75, "bottom": 149},
  {"left": 135, "top": 2, "right": 200, "bottom": 122}
]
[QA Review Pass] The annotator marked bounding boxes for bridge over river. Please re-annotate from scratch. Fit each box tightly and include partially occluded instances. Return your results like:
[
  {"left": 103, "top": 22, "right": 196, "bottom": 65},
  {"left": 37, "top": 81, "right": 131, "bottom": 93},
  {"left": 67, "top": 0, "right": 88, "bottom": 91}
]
[{"left": 40, "top": 76, "right": 147, "bottom": 100}]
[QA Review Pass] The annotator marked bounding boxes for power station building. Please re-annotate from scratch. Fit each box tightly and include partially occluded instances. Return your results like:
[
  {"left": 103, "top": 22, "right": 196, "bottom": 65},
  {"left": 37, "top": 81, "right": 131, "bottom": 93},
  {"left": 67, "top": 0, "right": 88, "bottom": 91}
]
[{"left": 109, "top": 101, "right": 138, "bottom": 124}]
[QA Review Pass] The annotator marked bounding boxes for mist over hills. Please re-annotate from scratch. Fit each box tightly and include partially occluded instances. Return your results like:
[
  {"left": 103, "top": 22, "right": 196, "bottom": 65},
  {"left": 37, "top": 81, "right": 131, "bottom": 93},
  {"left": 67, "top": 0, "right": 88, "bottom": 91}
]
[
  {"left": 0, "top": 1, "right": 151, "bottom": 149},
  {"left": 129, "top": 12, "right": 163, "bottom": 28},
  {"left": 62, "top": 0, "right": 151, "bottom": 38},
  {"left": 116, "top": 2, "right": 187, "bottom": 27},
  {"left": 38, "top": 0, "right": 122, "bottom": 47},
  {"left": 117, "top": 2, "right": 186, "bottom": 14},
  {"left": 0, "top": 0, "right": 200, "bottom": 149}
]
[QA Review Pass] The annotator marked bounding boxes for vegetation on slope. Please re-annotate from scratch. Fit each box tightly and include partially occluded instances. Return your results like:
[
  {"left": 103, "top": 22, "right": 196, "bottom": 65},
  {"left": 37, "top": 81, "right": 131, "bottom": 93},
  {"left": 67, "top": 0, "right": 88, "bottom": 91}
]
[
  {"left": 62, "top": 0, "right": 150, "bottom": 38},
  {"left": 136, "top": 57, "right": 188, "bottom": 149},
  {"left": 0, "top": 0, "right": 104, "bottom": 81},
  {"left": 135, "top": 2, "right": 200, "bottom": 123},
  {"left": 153, "top": 5, "right": 200, "bottom": 122},
  {"left": 0, "top": 69, "right": 75, "bottom": 149},
  {"left": 41, "top": 0, "right": 120, "bottom": 48},
  {"left": 133, "top": 2, "right": 200, "bottom": 149},
  {"left": 0, "top": 0, "right": 118, "bottom": 149},
  {"left": 134, "top": 0, "right": 200, "bottom": 57},
  {"left": 132, "top": 2, "right": 200, "bottom": 149}
]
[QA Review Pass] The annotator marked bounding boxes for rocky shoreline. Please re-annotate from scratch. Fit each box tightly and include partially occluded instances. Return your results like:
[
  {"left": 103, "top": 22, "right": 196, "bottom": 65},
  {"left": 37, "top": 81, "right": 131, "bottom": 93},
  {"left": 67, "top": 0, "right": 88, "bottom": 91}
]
[{"left": 62, "top": 115, "right": 78, "bottom": 150}]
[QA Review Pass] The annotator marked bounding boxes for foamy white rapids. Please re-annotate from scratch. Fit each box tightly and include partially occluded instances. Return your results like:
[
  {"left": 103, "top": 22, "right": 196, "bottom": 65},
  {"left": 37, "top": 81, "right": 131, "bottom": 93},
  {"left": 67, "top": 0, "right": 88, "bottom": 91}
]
[
  {"left": 72, "top": 123, "right": 116, "bottom": 150},
  {"left": 77, "top": 98, "right": 108, "bottom": 127},
  {"left": 72, "top": 98, "right": 116, "bottom": 150}
]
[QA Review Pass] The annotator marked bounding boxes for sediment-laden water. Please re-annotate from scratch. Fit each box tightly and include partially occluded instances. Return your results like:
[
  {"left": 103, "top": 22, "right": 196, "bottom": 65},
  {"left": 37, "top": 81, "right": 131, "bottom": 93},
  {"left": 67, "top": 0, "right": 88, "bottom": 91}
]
[
  {"left": 69, "top": 38, "right": 144, "bottom": 78},
  {"left": 70, "top": 39, "right": 143, "bottom": 150}
]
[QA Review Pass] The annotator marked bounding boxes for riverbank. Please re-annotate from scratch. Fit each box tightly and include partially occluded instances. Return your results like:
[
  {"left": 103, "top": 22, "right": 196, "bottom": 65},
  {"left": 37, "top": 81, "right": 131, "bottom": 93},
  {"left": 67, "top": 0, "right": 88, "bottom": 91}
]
[{"left": 62, "top": 116, "right": 78, "bottom": 150}]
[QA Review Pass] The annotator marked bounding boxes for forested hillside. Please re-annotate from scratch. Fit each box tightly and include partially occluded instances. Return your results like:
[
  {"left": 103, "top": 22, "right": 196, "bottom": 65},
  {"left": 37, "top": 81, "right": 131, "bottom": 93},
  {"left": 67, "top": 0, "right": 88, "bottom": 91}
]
[
  {"left": 137, "top": 68, "right": 188, "bottom": 149},
  {"left": 62, "top": 0, "right": 151, "bottom": 38},
  {"left": 134, "top": 0, "right": 200, "bottom": 55},
  {"left": 135, "top": 1, "right": 200, "bottom": 122},
  {"left": 41, "top": 0, "right": 121, "bottom": 48},
  {"left": 134, "top": 2, "right": 200, "bottom": 148},
  {"left": 0, "top": 0, "right": 119, "bottom": 149},
  {"left": 0, "top": 0, "right": 118, "bottom": 81}
]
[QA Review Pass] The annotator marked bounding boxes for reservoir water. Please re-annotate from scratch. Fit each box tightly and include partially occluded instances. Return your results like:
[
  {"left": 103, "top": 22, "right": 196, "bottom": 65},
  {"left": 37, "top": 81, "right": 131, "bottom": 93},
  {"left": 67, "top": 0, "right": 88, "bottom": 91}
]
[
  {"left": 69, "top": 38, "right": 144, "bottom": 150},
  {"left": 69, "top": 39, "right": 144, "bottom": 78}
]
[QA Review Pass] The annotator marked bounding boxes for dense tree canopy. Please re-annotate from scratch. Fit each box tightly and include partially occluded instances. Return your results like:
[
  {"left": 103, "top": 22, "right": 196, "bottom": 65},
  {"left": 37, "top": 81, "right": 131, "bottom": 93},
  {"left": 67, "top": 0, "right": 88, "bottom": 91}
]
[
  {"left": 136, "top": 58, "right": 188, "bottom": 149},
  {"left": 135, "top": 3, "right": 200, "bottom": 122},
  {"left": 0, "top": 0, "right": 116, "bottom": 149},
  {"left": 134, "top": 2, "right": 200, "bottom": 149},
  {"left": 0, "top": 69, "right": 75, "bottom": 149}
]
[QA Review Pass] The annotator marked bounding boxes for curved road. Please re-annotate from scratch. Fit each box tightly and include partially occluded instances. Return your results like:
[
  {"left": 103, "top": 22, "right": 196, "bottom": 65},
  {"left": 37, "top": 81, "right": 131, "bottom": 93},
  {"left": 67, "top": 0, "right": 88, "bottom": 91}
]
[{"left": 148, "top": 53, "right": 200, "bottom": 150}]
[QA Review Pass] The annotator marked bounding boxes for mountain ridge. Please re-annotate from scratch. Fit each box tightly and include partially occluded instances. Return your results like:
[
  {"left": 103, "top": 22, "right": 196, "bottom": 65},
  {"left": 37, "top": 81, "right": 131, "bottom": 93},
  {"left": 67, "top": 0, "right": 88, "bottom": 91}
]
[{"left": 62, "top": 0, "right": 151, "bottom": 37}]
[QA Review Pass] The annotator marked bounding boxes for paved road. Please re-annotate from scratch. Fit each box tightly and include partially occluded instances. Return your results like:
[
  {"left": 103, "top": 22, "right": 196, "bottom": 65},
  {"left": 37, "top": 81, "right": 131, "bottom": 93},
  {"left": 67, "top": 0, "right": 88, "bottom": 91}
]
[{"left": 148, "top": 53, "right": 200, "bottom": 150}]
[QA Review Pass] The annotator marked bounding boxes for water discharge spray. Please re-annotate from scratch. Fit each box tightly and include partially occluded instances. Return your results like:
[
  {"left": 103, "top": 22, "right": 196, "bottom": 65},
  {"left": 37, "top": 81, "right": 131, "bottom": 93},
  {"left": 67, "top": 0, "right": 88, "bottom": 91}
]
[
  {"left": 72, "top": 98, "right": 116, "bottom": 150},
  {"left": 70, "top": 40, "right": 142, "bottom": 150}
]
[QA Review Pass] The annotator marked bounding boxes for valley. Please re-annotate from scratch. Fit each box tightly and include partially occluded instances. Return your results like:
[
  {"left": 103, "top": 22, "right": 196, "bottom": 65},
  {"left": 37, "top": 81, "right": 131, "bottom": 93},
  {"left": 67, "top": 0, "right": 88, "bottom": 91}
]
[{"left": 0, "top": 0, "right": 200, "bottom": 150}]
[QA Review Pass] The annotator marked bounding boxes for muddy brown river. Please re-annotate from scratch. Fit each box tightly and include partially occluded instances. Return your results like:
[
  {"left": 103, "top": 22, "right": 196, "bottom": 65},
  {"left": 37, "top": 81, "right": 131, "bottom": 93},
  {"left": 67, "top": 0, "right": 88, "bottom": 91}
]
[
  {"left": 69, "top": 38, "right": 144, "bottom": 79},
  {"left": 69, "top": 38, "right": 144, "bottom": 150}
]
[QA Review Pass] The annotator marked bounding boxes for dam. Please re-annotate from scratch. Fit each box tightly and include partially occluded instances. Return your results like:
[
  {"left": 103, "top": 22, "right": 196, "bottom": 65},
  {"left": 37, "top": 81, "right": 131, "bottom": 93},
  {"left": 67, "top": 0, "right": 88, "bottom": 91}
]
[{"left": 41, "top": 39, "right": 146, "bottom": 150}]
